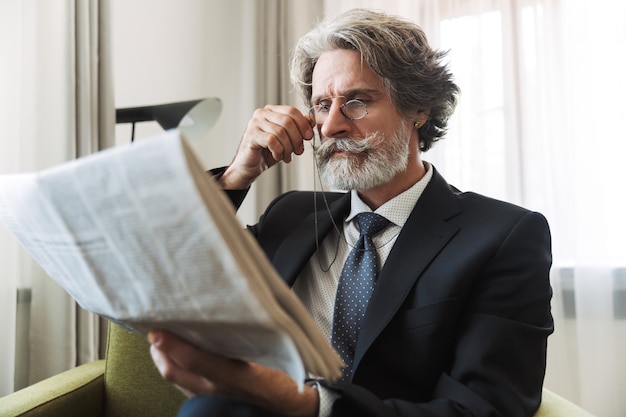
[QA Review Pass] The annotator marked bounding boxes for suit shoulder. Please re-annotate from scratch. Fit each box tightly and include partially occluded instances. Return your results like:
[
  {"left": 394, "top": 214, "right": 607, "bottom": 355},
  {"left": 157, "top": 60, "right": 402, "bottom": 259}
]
[
  {"left": 451, "top": 189, "right": 549, "bottom": 229},
  {"left": 454, "top": 190, "right": 527, "bottom": 212}
]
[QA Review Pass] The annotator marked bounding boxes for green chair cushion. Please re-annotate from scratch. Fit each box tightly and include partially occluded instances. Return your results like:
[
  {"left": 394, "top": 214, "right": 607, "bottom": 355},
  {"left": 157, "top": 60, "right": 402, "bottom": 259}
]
[{"left": 104, "top": 324, "right": 185, "bottom": 417}]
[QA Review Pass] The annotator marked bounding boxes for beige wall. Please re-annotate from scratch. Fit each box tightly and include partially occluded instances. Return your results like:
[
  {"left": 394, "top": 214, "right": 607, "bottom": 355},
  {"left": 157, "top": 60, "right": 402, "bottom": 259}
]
[
  {"left": 111, "top": 0, "right": 263, "bottom": 223},
  {"left": 112, "top": 0, "right": 257, "bottom": 162}
]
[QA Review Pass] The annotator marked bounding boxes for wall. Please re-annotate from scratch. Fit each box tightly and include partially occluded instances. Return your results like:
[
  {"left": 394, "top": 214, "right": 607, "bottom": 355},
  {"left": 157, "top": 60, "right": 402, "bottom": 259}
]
[{"left": 111, "top": 0, "right": 260, "bottom": 223}]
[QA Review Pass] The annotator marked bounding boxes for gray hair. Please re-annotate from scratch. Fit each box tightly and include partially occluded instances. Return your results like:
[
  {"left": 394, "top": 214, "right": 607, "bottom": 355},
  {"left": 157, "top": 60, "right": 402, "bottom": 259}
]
[{"left": 290, "top": 8, "right": 460, "bottom": 151}]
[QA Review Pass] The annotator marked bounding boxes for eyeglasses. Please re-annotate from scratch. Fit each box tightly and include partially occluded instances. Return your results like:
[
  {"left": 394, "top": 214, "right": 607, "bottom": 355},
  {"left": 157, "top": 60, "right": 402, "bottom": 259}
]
[{"left": 309, "top": 97, "right": 368, "bottom": 124}]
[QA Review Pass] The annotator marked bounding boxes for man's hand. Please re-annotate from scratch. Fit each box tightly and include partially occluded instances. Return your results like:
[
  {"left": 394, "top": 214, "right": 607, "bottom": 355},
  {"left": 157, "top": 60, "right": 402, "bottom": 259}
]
[
  {"left": 148, "top": 330, "right": 319, "bottom": 417},
  {"left": 219, "top": 105, "right": 314, "bottom": 190}
]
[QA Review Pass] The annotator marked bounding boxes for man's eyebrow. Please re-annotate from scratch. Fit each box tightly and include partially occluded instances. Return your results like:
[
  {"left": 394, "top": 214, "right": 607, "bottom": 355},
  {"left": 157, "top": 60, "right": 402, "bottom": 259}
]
[{"left": 310, "top": 88, "right": 383, "bottom": 104}]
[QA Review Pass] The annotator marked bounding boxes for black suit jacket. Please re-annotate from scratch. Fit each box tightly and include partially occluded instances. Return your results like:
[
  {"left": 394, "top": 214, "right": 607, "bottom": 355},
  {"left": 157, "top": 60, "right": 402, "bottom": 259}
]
[{"left": 224, "top": 166, "right": 553, "bottom": 417}]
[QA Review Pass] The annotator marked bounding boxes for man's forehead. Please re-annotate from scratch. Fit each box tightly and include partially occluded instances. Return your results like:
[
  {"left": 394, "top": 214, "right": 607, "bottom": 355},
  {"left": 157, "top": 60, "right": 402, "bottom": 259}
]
[
  {"left": 311, "top": 88, "right": 383, "bottom": 103},
  {"left": 311, "top": 50, "right": 386, "bottom": 102}
]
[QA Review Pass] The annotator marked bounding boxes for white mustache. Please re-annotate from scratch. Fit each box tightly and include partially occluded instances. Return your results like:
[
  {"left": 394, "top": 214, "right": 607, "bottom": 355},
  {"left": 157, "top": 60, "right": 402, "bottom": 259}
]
[{"left": 313, "top": 134, "right": 384, "bottom": 160}]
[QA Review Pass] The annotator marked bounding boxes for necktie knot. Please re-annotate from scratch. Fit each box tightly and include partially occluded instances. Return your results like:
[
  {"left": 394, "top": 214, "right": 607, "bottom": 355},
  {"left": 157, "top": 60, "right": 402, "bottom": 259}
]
[{"left": 355, "top": 212, "right": 390, "bottom": 238}]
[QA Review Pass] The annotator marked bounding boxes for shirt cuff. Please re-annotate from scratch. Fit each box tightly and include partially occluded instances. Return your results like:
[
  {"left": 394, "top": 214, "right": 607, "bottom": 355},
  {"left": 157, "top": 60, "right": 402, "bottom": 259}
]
[{"left": 307, "top": 380, "right": 339, "bottom": 417}]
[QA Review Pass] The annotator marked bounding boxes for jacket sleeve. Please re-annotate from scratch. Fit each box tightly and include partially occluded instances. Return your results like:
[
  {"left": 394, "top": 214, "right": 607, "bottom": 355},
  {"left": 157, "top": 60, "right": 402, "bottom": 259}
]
[{"left": 208, "top": 167, "right": 249, "bottom": 209}]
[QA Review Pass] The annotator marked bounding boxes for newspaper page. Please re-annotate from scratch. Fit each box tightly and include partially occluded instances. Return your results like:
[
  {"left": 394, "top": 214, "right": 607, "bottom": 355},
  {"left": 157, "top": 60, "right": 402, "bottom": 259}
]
[{"left": 0, "top": 130, "right": 343, "bottom": 384}]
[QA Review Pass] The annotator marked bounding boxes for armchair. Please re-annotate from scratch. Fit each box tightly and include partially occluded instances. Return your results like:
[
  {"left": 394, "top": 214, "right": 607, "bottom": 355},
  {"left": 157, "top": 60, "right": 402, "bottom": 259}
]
[
  {"left": 1, "top": 322, "right": 594, "bottom": 417},
  {"left": 1, "top": 322, "right": 185, "bottom": 417}
]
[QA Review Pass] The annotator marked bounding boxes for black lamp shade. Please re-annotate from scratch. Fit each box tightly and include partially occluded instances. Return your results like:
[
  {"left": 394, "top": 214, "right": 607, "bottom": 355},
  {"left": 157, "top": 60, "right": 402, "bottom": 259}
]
[
  {"left": 116, "top": 99, "right": 204, "bottom": 131},
  {"left": 115, "top": 98, "right": 222, "bottom": 143}
]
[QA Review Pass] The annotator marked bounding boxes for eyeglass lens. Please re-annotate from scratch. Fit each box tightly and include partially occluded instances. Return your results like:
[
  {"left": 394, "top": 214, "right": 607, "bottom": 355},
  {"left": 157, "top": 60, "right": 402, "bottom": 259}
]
[{"left": 309, "top": 99, "right": 367, "bottom": 124}]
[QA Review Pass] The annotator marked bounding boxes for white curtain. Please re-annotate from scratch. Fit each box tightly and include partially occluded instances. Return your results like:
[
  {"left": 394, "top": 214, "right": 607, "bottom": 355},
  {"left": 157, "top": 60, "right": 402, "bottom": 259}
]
[
  {"left": 320, "top": 1, "right": 626, "bottom": 416},
  {"left": 0, "top": 0, "right": 114, "bottom": 395}
]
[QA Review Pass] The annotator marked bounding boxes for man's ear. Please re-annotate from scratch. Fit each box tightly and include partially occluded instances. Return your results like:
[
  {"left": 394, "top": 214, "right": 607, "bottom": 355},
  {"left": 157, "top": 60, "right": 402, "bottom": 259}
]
[{"left": 414, "top": 109, "right": 431, "bottom": 128}]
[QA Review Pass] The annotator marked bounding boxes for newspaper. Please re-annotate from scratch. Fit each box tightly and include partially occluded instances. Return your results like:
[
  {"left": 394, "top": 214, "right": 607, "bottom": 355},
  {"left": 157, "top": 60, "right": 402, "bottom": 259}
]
[{"left": 0, "top": 130, "right": 343, "bottom": 386}]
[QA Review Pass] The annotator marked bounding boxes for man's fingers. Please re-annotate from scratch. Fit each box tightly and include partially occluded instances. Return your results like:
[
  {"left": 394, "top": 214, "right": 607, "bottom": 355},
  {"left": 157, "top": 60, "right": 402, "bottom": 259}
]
[
  {"left": 149, "top": 334, "right": 218, "bottom": 396},
  {"left": 253, "top": 106, "right": 312, "bottom": 162},
  {"left": 148, "top": 330, "right": 248, "bottom": 391},
  {"left": 263, "top": 104, "right": 313, "bottom": 143},
  {"left": 147, "top": 330, "right": 320, "bottom": 415}
]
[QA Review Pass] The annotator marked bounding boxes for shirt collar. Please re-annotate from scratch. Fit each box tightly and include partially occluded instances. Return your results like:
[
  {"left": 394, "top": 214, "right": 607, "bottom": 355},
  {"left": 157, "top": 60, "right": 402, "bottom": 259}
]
[{"left": 346, "top": 162, "right": 433, "bottom": 227}]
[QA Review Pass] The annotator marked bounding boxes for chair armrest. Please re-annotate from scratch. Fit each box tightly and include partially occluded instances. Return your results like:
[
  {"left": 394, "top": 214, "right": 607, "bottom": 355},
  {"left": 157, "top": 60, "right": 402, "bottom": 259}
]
[
  {"left": 0, "top": 359, "right": 105, "bottom": 417},
  {"left": 534, "top": 388, "right": 596, "bottom": 417}
]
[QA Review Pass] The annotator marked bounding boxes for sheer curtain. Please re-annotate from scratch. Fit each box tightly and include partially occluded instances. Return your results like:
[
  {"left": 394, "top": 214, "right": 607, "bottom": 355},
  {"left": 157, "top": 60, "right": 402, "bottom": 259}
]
[
  {"left": 0, "top": 0, "right": 114, "bottom": 395},
  {"left": 321, "top": 1, "right": 625, "bottom": 416}
]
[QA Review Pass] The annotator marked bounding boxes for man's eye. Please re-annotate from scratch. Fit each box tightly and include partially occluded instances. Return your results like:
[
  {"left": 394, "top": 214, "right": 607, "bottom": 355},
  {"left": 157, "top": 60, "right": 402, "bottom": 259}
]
[{"left": 317, "top": 104, "right": 331, "bottom": 112}]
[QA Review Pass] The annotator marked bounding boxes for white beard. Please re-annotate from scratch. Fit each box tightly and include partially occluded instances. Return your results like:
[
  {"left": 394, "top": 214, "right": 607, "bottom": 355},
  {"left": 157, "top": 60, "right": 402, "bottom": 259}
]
[{"left": 313, "top": 123, "right": 411, "bottom": 191}]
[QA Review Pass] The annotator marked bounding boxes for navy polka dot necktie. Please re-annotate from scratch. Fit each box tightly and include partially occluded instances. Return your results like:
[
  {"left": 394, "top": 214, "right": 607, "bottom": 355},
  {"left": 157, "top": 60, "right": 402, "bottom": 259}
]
[{"left": 331, "top": 212, "right": 390, "bottom": 380}]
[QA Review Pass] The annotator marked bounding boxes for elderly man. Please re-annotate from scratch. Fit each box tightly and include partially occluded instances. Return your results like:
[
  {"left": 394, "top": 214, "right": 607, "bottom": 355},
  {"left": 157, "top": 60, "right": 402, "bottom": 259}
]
[{"left": 148, "top": 8, "right": 553, "bottom": 417}]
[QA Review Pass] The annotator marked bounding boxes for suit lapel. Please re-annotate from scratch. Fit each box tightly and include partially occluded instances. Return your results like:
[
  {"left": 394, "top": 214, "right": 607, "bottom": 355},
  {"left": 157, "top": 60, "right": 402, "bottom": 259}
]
[
  {"left": 353, "top": 168, "right": 462, "bottom": 371},
  {"left": 272, "top": 192, "right": 351, "bottom": 286}
]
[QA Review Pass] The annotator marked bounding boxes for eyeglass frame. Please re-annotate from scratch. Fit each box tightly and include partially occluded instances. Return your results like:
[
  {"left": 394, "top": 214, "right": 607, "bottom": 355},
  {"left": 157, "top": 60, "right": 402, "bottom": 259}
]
[{"left": 308, "top": 96, "right": 369, "bottom": 124}]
